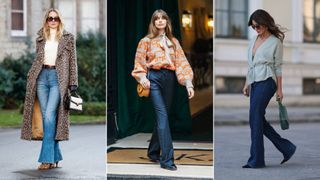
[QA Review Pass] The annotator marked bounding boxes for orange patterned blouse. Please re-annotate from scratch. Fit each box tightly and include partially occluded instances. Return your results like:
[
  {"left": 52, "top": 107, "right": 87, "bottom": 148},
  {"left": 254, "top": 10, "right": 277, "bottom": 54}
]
[{"left": 131, "top": 35, "right": 194, "bottom": 88}]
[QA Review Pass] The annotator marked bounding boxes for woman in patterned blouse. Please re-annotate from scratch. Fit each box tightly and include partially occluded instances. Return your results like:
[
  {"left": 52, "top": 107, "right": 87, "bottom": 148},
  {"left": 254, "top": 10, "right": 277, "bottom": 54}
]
[{"left": 132, "top": 9, "right": 194, "bottom": 171}]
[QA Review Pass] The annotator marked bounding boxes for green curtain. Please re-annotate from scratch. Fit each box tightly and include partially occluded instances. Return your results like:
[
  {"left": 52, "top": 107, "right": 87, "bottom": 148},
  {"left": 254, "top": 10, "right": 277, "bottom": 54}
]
[{"left": 111, "top": 0, "right": 192, "bottom": 139}]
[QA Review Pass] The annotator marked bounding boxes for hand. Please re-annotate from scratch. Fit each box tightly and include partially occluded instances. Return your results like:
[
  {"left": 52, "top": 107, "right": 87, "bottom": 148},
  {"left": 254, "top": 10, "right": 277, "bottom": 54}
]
[
  {"left": 70, "top": 85, "right": 77, "bottom": 92},
  {"left": 187, "top": 87, "right": 194, "bottom": 99},
  {"left": 140, "top": 78, "right": 150, "bottom": 89},
  {"left": 242, "top": 85, "right": 249, "bottom": 97},
  {"left": 276, "top": 89, "right": 283, "bottom": 102}
]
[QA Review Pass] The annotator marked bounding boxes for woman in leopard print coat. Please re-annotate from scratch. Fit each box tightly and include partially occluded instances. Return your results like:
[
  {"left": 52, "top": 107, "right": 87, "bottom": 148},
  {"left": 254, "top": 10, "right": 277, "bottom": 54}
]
[{"left": 21, "top": 8, "right": 78, "bottom": 169}]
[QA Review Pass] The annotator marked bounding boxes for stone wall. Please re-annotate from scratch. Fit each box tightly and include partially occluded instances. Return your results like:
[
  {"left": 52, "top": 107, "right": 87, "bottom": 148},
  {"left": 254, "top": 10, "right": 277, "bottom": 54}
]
[{"left": 0, "top": 0, "right": 105, "bottom": 62}]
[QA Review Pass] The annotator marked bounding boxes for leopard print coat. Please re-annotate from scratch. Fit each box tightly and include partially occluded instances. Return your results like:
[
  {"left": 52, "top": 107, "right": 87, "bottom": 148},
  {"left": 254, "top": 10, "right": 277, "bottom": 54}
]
[{"left": 21, "top": 28, "right": 78, "bottom": 141}]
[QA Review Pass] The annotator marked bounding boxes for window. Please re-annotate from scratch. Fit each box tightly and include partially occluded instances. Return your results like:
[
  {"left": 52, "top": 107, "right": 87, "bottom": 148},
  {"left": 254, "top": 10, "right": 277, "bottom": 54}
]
[
  {"left": 304, "top": 0, "right": 320, "bottom": 43},
  {"left": 215, "top": 0, "right": 248, "bottom": 39},
  {"left": 58, "top": 0, "right": 76, "bottom": 35},
  {"left": 303, "top": 78, "right": 320, "bottom": 94},
  {"left": 58, "top": 0, "right": 99, "bottom": 34},
  {"left": 80, "top": 0, "right": 99, "bottom": 33},
  {"left": 215, "top": 76, "right": 246, "bottom": 94},
  {"left": 11, "top": 0, "right": 27, "bottom": 36}
]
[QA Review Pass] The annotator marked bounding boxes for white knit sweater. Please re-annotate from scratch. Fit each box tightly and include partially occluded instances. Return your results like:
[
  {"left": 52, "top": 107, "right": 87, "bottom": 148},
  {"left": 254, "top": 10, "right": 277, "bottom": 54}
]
[{"left": 43, "top": 28, "right": 59, "bottom": 66}]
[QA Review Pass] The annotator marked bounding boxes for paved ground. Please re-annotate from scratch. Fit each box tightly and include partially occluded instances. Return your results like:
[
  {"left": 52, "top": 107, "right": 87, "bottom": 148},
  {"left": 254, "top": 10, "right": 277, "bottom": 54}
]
[
  {"left": 215, "top": 123, "right": 320, "bottom": 180},
  {"left": 0, "top": 125, "right": 105, "bottom": 179}
]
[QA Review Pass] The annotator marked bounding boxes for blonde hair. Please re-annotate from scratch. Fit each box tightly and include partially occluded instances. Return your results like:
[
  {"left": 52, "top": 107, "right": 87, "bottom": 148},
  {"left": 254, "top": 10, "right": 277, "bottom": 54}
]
[
  {"left": 147, "top": 9, "right": 176, "bottom": 49},
  {"left": 41, "top": 8, "right": 65, "bottom": 41}
]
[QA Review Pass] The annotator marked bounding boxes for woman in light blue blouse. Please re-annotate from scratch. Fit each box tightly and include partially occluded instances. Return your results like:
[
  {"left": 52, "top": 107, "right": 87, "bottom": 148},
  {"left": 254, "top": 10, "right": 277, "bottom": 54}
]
[{"left": 242, "top": 9, "right": 296, "bottom": 168}]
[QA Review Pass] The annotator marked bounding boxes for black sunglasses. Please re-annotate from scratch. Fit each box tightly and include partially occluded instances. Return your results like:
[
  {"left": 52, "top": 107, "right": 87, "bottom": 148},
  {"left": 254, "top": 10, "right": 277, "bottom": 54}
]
[
  {"left": 251, "top": 24, "right": 261, "bottom": 30},
  {"left": 47, "top": 16, "right": 60, "bottom": 22}
]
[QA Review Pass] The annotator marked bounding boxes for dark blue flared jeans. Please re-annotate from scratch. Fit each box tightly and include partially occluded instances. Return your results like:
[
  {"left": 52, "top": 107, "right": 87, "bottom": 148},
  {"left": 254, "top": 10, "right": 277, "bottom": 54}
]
[
  {"left": 247, "top": 77, "right": 296, "bottom": 167},
  {"left": 147, "top": 68, "right": 175, "bottom": 167}
]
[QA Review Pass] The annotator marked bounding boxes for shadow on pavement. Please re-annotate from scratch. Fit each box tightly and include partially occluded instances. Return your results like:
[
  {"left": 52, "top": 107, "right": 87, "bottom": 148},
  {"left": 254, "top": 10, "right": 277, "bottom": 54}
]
[{"left": 13, "top": 168, "right": 68, "bottom": 179}]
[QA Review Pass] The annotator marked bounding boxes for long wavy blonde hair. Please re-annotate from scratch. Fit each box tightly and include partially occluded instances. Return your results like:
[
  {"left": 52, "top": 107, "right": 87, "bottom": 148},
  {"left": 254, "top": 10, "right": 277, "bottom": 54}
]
[
  {"left": 146, "top": 9, "right": 176, "bottom": 49},
  {"left": 41, "top": 8, "right": 65, "bottom": 41}
]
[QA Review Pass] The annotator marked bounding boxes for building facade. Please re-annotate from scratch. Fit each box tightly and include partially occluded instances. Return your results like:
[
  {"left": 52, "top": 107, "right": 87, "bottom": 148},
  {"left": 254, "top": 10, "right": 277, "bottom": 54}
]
[
  {"left": 215, "top": 0, "right": 320, "bottom": 107},
  {"left": 0, "top": 0, "right": 105, "bottom": 61}
]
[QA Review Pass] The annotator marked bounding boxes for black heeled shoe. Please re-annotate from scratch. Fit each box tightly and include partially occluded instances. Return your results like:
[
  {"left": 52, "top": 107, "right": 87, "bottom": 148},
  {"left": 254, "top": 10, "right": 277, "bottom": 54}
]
[
  {"left": 242, "top": 164, "right": 265, "bottom": 168},
  {"left": 161, "top": 164, "right": 177, "bottom": 171},
  {"left": 281, "top": 146, "right": 296, "bottom": 164},
  {"left": 147, "top": 155, "right": 160, "bottom": 163},
  {"left": 149, "top": 158, "right": 160, "bottom": 163},
  {"left": 242, "top": 164, "right": 252, "bottom": 168}
]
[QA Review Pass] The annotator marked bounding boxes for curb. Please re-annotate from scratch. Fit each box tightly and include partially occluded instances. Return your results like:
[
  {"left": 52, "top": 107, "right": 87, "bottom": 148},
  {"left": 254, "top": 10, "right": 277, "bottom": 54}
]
[
  {"left": 215, "top": 118, "right": 320, "bottom": 126},
  {"left": 0, "top": 121, "right": 105, "bottom": 129}
]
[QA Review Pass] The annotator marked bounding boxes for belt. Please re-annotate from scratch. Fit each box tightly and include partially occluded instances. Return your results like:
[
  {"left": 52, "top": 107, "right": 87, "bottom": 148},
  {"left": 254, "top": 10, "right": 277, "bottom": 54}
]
[{"left": 43, "top": 65, "right": 56, "bottom": 69}]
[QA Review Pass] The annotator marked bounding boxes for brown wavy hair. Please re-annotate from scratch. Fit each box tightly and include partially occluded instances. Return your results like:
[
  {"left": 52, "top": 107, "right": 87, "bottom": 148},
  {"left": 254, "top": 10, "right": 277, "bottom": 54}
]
[
  {"left": 42, "top": 8, "right": 65, "bottom": 41},
  {"left": 146, "top": 9, "right": 176, "bottom": 49},
  {"left": 248, "top": 9, "right": 286, "bottom": 42}
]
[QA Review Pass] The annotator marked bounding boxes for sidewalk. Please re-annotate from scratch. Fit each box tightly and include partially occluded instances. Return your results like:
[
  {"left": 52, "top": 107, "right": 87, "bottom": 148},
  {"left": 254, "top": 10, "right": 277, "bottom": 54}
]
[
  {"left": 215, "top": 106, "right": 320, "bottom": 126},
  {"left": 215, "top": 123, "right": 320, "bottom": 180},
  {"left": 0, "top": 125, "right": 105, "bottom": 179}
]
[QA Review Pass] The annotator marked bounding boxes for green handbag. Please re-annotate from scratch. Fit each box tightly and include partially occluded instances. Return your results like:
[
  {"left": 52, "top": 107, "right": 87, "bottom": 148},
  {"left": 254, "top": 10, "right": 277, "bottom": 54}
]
[{"left": 277, "top": 98, "right": 289, "bottom": 130}]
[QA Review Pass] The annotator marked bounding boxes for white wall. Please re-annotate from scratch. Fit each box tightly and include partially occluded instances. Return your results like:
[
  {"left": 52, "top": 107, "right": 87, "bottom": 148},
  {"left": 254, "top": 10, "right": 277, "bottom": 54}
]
[{"left": 215, "top": 0, "right": 320, "bottom": 106}]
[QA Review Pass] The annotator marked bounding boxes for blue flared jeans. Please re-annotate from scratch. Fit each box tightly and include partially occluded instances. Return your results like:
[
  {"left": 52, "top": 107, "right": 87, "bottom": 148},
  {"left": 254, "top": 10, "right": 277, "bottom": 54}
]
[
  {"left": 147, "top": 68, "right": 175, "bottom": 167},
  {"left": 247, "top": 77, "right": 296, "bottom": 167},
  {"left": 36, "top": 68, "right": 62, "bottom": 163}
]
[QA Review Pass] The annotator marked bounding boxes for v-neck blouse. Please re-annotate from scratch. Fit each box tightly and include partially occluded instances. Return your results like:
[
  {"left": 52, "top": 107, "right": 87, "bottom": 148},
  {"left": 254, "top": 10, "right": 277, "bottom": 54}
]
[{"left": 246, "top": 34, "right": 283, "bottom": 85}]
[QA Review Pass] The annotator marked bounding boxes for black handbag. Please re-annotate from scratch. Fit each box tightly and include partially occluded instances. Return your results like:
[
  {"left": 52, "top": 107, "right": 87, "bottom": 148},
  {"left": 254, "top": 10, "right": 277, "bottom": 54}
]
[
  {"left": 64, "top": 90, "right": 83, "bottom": 111},
  {"left": 277, "top": 98, "right": 289, "bottom": 130}
]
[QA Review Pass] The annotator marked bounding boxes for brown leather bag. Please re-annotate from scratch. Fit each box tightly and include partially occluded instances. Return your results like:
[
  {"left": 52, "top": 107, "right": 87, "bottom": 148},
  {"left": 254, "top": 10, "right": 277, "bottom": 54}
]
[
  {"left": 137, "top": 83, "right": 150, "bottom": 97},
  {"left": 32, "top": 97, "right": 43, "bottom": 140}
]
